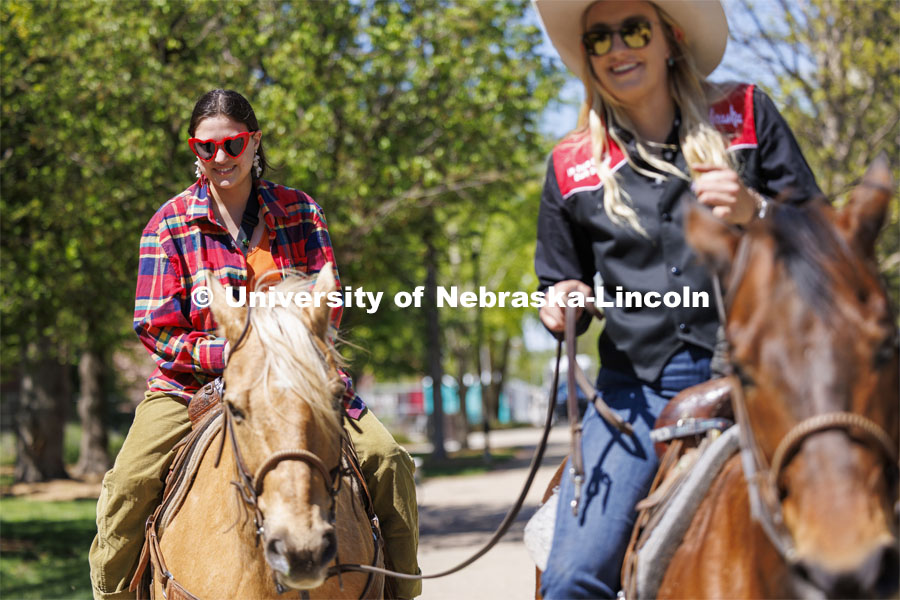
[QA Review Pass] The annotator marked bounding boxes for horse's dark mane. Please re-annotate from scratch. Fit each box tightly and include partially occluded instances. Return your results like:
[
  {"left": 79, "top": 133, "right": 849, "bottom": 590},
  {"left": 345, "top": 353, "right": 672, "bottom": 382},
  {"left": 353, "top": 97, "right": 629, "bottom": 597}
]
[{"left": 769, "top": 200, "right": 851, "bottom": 317}]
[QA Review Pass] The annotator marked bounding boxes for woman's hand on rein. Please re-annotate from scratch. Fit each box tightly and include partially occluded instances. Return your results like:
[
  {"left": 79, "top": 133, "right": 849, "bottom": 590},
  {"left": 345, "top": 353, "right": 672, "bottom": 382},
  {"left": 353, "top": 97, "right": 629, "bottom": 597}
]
[
  {"left": 691, "top": 164, "right": 758, "bottom": 225},
  {"left": 539, "top": 279, "right": 595, "bottom": 333}
]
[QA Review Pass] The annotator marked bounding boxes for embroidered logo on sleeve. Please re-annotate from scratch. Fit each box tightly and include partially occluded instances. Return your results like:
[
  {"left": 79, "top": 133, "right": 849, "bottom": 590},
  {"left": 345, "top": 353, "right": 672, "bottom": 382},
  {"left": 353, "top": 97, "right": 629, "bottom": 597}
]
[
  {"left": 709, "top": 84, "right": 758, "bottom": 149},
  {"left": 709, "top": 105, "right": 743, "bottom": 129},
  {"left": 567, "top": 159, "right": 598, "bottom": 183}
]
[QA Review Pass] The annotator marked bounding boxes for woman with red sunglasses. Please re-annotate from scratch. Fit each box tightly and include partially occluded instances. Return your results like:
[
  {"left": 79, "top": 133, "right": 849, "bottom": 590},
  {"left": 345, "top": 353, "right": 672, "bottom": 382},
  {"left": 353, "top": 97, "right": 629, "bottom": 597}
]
[
  {"left": 89, "top": 89, "right": 421, "bottom": 599},
  {"left": 532, "top": 1, "right": 821, "bottom": 597}
]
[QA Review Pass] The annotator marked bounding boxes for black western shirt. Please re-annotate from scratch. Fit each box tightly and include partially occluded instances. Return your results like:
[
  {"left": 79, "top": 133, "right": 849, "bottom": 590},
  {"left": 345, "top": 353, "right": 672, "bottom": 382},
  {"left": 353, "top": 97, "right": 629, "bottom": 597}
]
[{"left": 535, "top": 84, "right": 822, "bottom": 383}]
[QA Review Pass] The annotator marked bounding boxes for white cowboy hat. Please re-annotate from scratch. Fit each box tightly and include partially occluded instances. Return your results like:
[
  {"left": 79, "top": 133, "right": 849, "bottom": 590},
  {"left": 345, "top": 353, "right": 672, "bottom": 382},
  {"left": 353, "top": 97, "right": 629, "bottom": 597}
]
[{"left": 533, "top": 0, "right": 728, "bottom": 80}]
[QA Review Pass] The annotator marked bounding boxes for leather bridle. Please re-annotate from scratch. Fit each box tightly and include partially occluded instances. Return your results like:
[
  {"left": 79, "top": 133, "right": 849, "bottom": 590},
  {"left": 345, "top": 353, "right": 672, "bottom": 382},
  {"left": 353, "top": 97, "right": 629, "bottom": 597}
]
[
  {"left": 215, "top": 279, "right": 588, "bottom": 586},
  {"left": 217, "top": 304, "right": 345, "bottom": 545},
  {"left": 214, "top": 397, "right": 344, "bottom": 544},
  {"left": 712, "top": 219, "right": 899, "bottom": 562},
  {"left": 214, "top": 304, "right": 382, "bottom": 598}
]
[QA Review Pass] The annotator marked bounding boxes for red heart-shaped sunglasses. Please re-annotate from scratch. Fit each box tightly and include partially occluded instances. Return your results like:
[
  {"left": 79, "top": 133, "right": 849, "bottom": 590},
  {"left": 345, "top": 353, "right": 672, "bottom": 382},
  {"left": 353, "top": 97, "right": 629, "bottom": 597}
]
[{"left": 188, "top": 131, "right": 259, "bottom": 162}]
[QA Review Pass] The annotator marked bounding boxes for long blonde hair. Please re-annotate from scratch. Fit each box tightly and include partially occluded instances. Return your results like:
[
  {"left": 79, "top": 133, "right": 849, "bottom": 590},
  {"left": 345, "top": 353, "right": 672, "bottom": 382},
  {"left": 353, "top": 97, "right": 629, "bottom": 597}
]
[{"left": 569, "top": 5, "right": 736, "bottom": 234}]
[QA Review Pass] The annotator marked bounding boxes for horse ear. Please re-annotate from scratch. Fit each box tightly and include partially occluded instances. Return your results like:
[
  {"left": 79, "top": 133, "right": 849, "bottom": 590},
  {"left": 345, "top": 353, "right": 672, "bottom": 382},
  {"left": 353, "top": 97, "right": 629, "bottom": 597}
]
[
  {"left": 308, "top": 263, "right": 337, "bottom": 341},
  {"left": 685, "top": 202, "right": 742, "bottom": 279},
  {"left": 206, "top": 275, "right": 247, "bottom": 343},
  {"left": 836, "top": 155, "right": 893, "bottom": 261}
]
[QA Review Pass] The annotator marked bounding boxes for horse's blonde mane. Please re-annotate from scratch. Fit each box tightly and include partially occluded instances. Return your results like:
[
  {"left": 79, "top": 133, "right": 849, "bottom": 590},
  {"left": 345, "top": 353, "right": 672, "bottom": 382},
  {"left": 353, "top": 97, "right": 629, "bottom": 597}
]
[{"left": 236, "top": 270, "right": 344, "bottom": 442}]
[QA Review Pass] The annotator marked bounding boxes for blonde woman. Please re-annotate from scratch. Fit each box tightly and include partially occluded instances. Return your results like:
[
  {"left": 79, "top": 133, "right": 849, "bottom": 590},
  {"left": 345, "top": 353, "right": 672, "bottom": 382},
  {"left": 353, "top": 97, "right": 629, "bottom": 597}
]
[{"left": 533, "top": 1, "right": 821, "bottom": 597}]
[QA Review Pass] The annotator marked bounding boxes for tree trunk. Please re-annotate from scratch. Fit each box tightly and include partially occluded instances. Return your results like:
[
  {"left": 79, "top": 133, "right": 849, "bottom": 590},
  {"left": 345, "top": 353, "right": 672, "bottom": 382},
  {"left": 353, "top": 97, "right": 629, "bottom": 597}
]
[
  {"left": 486, "top": 335, "right": 511, "bottom": 422},
  {"left": 454, "top": 351, "right": 470, "bottom": 450},
  {"left": 72, "top": 349, "right": 110, "bottom": 478},
  {"left": 425, "top": 234, "right": 446, "bottom": 460},
  {"left": 15, "top": 345, "right": 69, "bottom": 482}
]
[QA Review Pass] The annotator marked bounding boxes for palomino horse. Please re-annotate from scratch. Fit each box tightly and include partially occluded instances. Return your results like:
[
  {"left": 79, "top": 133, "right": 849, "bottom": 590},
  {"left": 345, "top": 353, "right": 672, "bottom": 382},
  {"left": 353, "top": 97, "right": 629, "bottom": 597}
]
[
  {"left": 150, "top": 265, "right": 383, "bottom": 598},
  {"left": 536, "top": 160, "right": 898, "bottom": 599}
]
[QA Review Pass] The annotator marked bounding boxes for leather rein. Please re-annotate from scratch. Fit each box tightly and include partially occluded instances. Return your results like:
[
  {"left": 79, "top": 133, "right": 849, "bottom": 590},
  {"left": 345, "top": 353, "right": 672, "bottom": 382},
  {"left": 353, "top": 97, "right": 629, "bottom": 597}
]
[
  {"left": 322, "top": 304, "right": 632, "bottom": 583},
  {"left": 712, "top": 218, "right": 899, "bottom": 563},
  {"left": 204, "top": 294, "right": 569, "bottom": 590},
  {"left": 197, "top": 291, "right": 629, "bottom": 590},
  {"left": 182, "top": 301, "right": 383, "bottom": 598}
]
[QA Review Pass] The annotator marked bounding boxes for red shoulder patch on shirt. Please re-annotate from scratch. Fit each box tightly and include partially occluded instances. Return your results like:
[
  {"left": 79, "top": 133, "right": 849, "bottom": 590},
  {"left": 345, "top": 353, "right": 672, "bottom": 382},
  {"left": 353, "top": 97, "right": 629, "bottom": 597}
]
[
  {"left": 552, "top": 132, "right": 626, "bottom": 199},
  {"left": 709, "top": 83, "right": 757, "bottom": 149}
]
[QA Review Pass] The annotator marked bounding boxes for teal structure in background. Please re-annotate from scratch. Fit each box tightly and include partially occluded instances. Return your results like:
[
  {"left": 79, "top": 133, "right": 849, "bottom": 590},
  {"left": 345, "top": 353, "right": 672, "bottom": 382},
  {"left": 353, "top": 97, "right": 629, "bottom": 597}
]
[{"left": 422, "top": 379, "right": 510, "bottom": 424}]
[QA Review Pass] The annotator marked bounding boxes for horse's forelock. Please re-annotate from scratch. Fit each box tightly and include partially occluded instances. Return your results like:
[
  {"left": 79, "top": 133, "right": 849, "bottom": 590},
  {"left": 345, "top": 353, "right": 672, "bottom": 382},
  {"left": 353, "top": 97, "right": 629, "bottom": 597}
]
[
  {"left": 769, "top": 202, "right": 859, "bottom": 319},
  {"left": 236, "top": 272, "right": 344, "bottom": 442}
]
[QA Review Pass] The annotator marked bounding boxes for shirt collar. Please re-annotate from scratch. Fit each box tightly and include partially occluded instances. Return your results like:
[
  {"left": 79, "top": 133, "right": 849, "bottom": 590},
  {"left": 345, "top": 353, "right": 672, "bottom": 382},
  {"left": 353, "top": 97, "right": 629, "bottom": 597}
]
[
  {"left": 257, "top": 180, "right": 304, "bottom": 229},
  {"left": 185, "top": 181, "right": 218, "bottom": 225},
  {"left": 186, "top": 179, "right": 302, "bottom": 228},
  {"left": 611, "top": 106, "right": 682, "bottom": 148}
]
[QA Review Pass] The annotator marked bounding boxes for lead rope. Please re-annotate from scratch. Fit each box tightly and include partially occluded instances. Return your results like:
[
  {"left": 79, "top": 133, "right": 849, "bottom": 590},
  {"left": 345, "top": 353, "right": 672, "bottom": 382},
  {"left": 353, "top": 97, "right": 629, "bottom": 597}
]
[
  {"left": 329, "top": 338, "right": 565, "bottom": 582},
  {"left": 566, "top": 306, "right": 586, "bottom": 515},
  {"left": 331, "top": 305, "right": 634, "bottom": 582}
]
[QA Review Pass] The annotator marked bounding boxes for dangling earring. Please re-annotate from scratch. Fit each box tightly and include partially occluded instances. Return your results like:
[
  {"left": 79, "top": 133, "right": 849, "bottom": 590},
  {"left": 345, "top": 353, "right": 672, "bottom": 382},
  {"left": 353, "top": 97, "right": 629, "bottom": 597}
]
[
  {"left": 253, "top": 152, "right": 262, "bottom": 178},
  {"left": 194, "top": 158, "right": 203, "bottom": 179},
  {"left": 667, "top": 56, "right": 675, "bottom": 68}
]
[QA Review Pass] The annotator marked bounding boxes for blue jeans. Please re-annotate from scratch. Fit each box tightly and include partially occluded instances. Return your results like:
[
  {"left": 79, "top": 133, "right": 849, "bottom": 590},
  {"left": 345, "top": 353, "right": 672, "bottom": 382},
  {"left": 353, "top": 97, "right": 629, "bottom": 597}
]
[{"left": 540, "top": 346, "right": 712, "bottom": 599}]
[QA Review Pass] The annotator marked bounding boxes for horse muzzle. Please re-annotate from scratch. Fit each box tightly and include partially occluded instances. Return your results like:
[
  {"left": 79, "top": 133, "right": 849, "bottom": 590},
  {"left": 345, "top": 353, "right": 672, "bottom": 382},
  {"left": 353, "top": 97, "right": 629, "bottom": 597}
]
[
  {"left": 264, "top": 529, "right": 338, "bottom": 589},
  {"left": 791, "top": 541, "right": 899, "bottom": 599}
]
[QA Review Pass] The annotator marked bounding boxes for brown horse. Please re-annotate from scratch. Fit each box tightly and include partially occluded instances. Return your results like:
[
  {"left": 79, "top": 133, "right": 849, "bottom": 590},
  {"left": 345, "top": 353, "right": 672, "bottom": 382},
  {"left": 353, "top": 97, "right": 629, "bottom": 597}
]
[
  {"left": 150, "top": 265, "right": 383, "bottom": 598},
  {"left": 535, "top": 160, "right": 898, "bottom": 599},
  {"left": 657, "top": 159, "right": 899, "bottom": 598}
]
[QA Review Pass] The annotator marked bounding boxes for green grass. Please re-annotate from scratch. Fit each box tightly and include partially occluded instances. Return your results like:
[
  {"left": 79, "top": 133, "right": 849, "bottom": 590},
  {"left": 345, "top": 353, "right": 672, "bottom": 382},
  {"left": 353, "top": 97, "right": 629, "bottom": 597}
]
[
  {"left": 389, "top": 430, "right": 414, "bottom": 445},
  {"left": 413, "top": 447, "right": 516, "bottom": 478},
  {"left": 0, "top": 424, "right": 127, "bottom": 468},
  {"left": 0, "top": 498, "right": 96, "bottom": 599}
]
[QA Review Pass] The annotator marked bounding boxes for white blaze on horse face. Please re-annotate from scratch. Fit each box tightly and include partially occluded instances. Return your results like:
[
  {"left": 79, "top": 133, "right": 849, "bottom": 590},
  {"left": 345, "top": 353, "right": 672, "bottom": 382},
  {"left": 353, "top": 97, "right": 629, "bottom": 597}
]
[{"left": 252, "top": 391, "right": 338, "bottom": 589}]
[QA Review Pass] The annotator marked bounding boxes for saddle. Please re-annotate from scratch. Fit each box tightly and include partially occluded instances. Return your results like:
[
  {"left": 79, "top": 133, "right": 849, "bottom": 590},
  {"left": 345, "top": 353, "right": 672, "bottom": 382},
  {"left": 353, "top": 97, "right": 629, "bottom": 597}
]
[
  {"left": 527, "top": 377, "right": 737, "bottom": 595},
  {"left": 130, "top": 380, "right": 380, "bottom": 600},
  {"left": 187, "top": 378, "right": 222, "bottom": 428},
  {"left": 620, "top": 377, "right": 738, "bottom": 599},
  {"left": 649, "top": 377, "right": 734, "bottom": 457}
]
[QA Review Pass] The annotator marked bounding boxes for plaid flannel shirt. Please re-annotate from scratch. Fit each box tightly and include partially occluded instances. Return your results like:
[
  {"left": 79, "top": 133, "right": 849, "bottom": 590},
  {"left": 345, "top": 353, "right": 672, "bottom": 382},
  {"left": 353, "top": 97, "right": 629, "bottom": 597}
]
[{"left": 134, "top": 178, "right": 365, "bottom": 418}]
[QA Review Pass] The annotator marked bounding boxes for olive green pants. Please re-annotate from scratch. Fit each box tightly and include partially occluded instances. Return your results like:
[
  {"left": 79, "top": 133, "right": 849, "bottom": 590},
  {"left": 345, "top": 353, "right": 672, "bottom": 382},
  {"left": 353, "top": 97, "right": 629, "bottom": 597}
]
[{"left": 89, "top": 391, "right": 421, "bottom": 599}]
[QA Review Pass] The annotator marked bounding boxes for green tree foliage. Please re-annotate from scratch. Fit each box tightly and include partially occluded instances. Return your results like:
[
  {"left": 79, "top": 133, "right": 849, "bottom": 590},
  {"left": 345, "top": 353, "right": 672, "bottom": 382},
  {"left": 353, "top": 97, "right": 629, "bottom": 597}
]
[
  {"left": 3, "top": 0, "right": 560, "bottom": 371},
  {"left": 2, "top": 0, "right": 562, "bottom": 465},
  {"left": 731, "top": 0, "right": 900, "bottom": 300},
  {"left": 239, "top": 2, "right": 563, "bottom": 379},
  {"left": 2, "top": 0, "right": 272, "bottom": 477}
]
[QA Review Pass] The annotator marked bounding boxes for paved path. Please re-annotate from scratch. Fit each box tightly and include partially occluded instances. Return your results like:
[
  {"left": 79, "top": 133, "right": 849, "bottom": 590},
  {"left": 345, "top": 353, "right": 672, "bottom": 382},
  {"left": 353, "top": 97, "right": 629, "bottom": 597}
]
[{"left": 414, "top": 426, "right": 570, "bottom": 600}]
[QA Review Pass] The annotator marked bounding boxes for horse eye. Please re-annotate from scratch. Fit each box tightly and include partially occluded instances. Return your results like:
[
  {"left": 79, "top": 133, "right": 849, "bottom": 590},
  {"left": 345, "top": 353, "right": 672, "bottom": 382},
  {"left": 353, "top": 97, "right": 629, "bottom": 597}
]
[
  {"left": 874, "top": 335, "right": 898, "bottom": 368},
  {"left": 227, "top": 401, "right": 246, "bottom": 423},
  {"left": 734, "top": 363, "right": 756, "bottom": 388}
]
